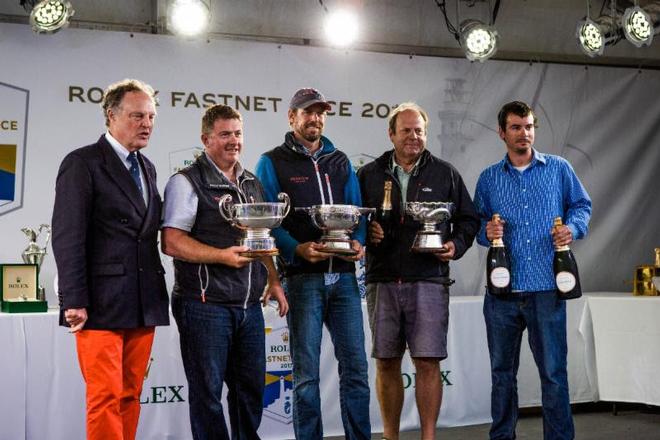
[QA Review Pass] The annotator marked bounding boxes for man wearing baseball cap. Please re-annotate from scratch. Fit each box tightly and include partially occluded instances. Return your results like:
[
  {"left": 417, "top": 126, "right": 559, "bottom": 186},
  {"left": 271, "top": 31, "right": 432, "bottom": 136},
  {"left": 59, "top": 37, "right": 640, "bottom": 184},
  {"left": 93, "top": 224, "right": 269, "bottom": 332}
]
[{"left": 255, "top": 88, "right": 371, "bottom": 439}]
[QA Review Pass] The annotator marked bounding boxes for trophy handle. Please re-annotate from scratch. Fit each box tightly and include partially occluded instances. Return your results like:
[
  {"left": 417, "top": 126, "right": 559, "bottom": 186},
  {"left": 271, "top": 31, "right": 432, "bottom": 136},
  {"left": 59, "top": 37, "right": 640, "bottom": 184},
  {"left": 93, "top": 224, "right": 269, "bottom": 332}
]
[
  {"left": 39, "top": 224, "right": 51, "bottom": 249},
  {"left": 277, "top": 192, "right": 291, "bottom": 217},
  {"left": 294, "top": 207, "right": 325, "bottom": 231},
  {"left": 218, "top": 194, "right": 237, "bottom": 225},
  {"left": 21, "top": 227, "right": 37, "bottom": 242},
  {"left": 426, "top": 207, "right": 451, "bottom": 222},
  {"left": 358, "top": 207, "right": 376, "bottom": 221}
]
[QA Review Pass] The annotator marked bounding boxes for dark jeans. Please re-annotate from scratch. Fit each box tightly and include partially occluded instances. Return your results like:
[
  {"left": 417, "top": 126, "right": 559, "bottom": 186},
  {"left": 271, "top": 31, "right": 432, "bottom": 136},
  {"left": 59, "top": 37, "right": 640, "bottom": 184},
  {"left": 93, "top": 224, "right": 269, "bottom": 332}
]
[
  {"left": 285, "top": 272, "right": 371, "bottom": 440},
  {"left": 173, "top": 296, "right": 265, "bottom": 440},
  {"left": 483, "top": 290, "right": 574, "bottom": 440}
]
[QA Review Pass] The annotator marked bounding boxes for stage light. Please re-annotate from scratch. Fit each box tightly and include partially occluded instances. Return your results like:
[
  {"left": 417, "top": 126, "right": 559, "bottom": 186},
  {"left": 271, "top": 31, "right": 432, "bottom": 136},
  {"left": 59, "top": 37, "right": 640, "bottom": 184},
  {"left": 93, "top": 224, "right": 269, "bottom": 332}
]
[
  {"left": 576, "top": 18, "right": 604, "bottom": 56},
  {"left": 29, "top": 0, "right": 74, "bottom": 34},
  {"left": 324, "top": 9, "right": 359, "bottom": 47},
  {"left": 576, "top": 15, "right": 621, "bottom": 57},
  {"left": 622, "top": 5, "right": 655, "bottom": 47},
  {"left": 459, "top": 19, "right": 498, "bottom": 62},
  {"left": 168, "top": 0, "right": 210, "bottom": 37}
]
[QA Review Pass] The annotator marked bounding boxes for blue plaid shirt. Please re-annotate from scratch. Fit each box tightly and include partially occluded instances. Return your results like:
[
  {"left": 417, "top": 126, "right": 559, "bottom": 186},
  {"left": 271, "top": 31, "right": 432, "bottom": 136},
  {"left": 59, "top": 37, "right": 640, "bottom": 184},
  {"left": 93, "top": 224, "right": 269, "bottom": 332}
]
[{"left": 474, "top": 150, "right": 591, "bottom": 292}]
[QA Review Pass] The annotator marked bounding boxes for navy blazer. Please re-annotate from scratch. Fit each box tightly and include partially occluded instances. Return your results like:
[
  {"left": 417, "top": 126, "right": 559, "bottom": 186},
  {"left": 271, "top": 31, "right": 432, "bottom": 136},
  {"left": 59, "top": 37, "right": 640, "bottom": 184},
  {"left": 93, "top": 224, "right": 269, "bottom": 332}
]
[{"left": 52, "top": 135, "right": 170, "bottom": 329}]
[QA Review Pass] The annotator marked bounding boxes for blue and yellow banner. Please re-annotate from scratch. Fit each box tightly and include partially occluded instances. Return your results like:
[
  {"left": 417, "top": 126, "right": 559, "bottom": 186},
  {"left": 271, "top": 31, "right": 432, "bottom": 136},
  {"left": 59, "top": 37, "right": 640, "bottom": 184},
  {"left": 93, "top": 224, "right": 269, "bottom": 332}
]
[{"left": 0, "top": 145, "right": 17, "bottom": 201}]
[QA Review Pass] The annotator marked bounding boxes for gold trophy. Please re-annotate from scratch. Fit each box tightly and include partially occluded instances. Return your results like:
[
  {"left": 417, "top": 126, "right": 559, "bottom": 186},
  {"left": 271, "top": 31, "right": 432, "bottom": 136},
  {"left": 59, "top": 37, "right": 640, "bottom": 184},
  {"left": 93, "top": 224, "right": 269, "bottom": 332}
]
[{"left": 633, "top": 247, "right": 660, "bottom": 296}]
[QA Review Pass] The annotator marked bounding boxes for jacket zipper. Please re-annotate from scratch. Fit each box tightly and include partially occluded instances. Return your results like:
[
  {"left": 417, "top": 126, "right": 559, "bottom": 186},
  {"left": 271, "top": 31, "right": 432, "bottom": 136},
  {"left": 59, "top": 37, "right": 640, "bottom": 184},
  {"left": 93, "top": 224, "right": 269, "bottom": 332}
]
[
  {"left": 236, "top": 175, "right": 254, "bottom": 309},
  {"left": 310, "top": 154, "right": 335, "bottom": 272}
]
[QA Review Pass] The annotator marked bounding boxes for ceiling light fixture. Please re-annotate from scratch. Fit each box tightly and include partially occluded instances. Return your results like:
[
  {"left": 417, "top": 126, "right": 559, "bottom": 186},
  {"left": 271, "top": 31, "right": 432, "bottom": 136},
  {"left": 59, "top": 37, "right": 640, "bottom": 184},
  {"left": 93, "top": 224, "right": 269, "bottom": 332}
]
[
  {"left": 320, "top": 3, "right": 359, "bottom": 48},
  {"left": 168, "top": 0, "right": 210, "bottom": 37},
  {"left": 576, "top": 8, "right": 622, "bottom": 57},
  {"left": 622, "top": 4, "right": 659, "bottom": 47},
  {"left": 576, "top": 18, "right": 606, "bottom": 56},
  {"left": 459, "top": 19, "right": 499, "bottom": 62},
  {"left": 29, "top": 0, "right": 74, "bottom": 34},
  {"left": 435, "top": 0, "right": 501, "bottom": 62}
]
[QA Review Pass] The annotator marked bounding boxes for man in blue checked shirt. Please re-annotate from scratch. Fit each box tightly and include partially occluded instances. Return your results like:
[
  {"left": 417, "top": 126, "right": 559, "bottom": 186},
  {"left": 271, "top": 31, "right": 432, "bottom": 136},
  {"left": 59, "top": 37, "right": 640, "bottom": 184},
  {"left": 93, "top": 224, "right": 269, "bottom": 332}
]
[{"left": 474, "top": 101, "right": 591, "bottom": 440}]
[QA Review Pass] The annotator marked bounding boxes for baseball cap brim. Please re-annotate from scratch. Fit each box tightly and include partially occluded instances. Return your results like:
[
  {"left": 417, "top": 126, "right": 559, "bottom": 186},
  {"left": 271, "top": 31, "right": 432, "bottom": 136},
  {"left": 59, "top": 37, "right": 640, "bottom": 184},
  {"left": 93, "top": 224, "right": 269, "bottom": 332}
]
[{"left": 291, "top": 99, "right": 332, "bottom": 111}]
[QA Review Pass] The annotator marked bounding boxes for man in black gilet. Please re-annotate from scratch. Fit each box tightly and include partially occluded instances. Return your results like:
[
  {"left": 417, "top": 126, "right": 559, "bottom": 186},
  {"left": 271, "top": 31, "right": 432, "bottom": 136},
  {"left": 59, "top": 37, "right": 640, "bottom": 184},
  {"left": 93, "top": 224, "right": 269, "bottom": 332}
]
[{"left": 162, "top": 105, "right": 288, "bottom": 439}]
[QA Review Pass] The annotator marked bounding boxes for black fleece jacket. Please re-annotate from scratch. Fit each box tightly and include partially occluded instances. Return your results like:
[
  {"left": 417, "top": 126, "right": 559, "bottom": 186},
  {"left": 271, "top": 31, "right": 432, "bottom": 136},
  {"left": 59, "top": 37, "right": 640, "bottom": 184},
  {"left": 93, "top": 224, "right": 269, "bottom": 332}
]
[{"left": 357, "top": 149, "right": 479, "bottom": 284}]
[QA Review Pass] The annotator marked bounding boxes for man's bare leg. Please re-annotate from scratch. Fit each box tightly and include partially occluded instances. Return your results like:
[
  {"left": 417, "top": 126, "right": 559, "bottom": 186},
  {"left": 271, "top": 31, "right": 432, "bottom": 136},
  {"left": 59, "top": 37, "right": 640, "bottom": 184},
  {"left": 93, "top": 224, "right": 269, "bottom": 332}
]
[
  {"left": 413, "top": 357, "right": 442, "bottom": 440},
  {"left": 376, "top": 357, "right": 404, "bottom": 440}
]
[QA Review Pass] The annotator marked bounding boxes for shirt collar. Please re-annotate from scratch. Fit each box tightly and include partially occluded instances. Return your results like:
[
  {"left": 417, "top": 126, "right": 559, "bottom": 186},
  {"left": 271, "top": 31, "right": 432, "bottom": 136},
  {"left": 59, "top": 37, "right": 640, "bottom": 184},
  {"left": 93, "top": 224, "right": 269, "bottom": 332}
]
[
  {"left": 300, "top": 139, "right": 324, "bottom": 159},
  {"left": 105, "top": 132, "right": 132, "bottom": 162},
  {"left": 390, "top": 152, "right": 422, "bottom": 175},
  {"left": 501, "top": 148, "right": 546, "bottom": 172},
  {"left": 204, "top": 151, "right": 244, "bottom": 181},
  {"left": 287, "top": 132, "right": 333, "bottom": 159}
]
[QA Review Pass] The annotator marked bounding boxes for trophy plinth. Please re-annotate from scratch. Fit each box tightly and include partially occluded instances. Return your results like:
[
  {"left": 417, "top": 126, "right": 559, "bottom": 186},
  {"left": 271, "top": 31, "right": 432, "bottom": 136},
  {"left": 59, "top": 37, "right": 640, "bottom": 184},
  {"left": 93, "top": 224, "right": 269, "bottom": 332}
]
[
  {"left": 405, "top": 202, "right": 454, "bottom": 253},
  {"left": 219, "top": 193, "right": 290, "bottom": 258},
  {"left": 296, "top": 205, "right": 375, "bottom": 256}
]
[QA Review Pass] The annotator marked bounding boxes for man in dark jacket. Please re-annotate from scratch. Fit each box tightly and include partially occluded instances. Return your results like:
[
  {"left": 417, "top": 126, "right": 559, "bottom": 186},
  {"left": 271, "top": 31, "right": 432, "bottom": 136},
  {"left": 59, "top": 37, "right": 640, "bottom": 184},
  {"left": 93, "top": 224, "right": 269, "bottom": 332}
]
[
  {"left": 52, "top": 79, "right": 170, "bottom": 440},
  {"left": 161, "top": 104, "right": 288, "bottom": 439},
  {"left": 357, "top": 102, "right": 479, "bottom": 440},
  {"left": 255, "top": 88, "right": 370, "bottom": 440}
]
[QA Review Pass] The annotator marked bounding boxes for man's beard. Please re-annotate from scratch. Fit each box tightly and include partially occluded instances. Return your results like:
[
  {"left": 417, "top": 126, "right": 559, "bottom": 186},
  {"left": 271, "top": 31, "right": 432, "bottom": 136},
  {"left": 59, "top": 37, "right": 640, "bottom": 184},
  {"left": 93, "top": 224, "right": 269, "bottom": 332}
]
[
  {"left": 512, "top": 141, "right": 530, "bottom": 154},
  {"left": 302, "top": 132, "right": 321, "bottom": 142},
  {"left": 299, "top": 123, "right": 323, "bottom": 142}
]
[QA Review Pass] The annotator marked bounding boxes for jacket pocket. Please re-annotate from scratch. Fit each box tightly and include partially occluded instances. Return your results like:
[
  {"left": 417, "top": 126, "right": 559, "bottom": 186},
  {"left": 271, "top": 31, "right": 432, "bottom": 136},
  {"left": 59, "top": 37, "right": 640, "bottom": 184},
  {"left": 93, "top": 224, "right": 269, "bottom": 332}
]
[{"left": 92, "top": 263, "right": 125, "bottom": 276}]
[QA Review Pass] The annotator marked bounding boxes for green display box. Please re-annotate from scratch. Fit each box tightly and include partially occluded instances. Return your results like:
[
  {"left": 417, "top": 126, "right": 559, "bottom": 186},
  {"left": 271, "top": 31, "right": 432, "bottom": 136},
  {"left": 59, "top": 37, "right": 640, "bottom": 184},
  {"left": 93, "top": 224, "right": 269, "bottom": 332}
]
[{"left": 0, "top": 264, "right": 48, "bottom": 313}]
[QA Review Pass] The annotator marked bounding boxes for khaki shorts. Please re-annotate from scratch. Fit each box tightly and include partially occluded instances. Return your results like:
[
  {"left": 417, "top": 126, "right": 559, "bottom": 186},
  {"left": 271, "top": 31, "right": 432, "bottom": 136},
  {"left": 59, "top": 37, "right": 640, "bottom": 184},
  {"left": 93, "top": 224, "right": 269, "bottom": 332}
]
[{"left": 366, "top": 281, "right": 449, "bottom": 359}]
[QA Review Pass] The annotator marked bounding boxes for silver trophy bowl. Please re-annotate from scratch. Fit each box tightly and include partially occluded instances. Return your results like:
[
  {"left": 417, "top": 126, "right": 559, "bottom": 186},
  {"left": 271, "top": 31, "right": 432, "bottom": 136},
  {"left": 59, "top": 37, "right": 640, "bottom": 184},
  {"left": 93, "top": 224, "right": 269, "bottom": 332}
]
[
  {"left": 405, "top": 201, "right": 454, "bottom": 252},
  {"left": 219, "top": 193, "right": 290, "bottom": 257},
  {"left": 296, "top": 204, "right": 375, "bottom": 255}
]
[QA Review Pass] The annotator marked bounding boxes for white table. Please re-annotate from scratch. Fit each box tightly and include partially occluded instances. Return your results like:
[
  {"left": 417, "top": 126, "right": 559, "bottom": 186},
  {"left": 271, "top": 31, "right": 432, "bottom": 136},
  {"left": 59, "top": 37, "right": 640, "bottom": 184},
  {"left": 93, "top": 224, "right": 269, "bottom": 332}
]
[
  {"left": 579, "top": 292, "right": 660, "bottom": 406},
  {"left": 0, "top": 295, "right": 598, "bottom": 439}
]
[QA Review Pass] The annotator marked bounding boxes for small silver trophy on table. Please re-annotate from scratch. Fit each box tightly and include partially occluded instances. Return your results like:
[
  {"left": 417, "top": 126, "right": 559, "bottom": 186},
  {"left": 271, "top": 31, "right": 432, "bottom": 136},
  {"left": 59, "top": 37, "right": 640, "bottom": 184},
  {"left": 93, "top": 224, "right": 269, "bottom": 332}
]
[
  {"left": 21, "top": 224, "right": 51, "bottom": 301},
  {"left": 405, "top": 202, "right": 454, "bottom": 252},
  {"left": 219, "top": 193, "right": 290, "bottom": 257},
  {"left": 296, "top": 204, "right": 375, "bottom": 255}
]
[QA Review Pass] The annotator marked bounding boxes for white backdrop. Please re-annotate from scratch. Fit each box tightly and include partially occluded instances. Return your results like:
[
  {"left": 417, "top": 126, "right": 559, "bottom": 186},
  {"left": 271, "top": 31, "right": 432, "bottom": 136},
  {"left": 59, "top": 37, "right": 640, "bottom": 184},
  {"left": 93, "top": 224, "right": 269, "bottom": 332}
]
[{"left": 1, "top": 22, "right": 659, "bottom": 300}]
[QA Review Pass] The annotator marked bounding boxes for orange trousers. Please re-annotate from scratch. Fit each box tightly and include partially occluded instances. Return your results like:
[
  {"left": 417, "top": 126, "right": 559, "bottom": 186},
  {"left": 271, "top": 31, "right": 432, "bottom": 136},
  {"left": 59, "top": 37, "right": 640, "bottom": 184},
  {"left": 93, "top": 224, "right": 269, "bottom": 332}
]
[{"left": 75, "top": 327, "right": 155, "bottom": 440}]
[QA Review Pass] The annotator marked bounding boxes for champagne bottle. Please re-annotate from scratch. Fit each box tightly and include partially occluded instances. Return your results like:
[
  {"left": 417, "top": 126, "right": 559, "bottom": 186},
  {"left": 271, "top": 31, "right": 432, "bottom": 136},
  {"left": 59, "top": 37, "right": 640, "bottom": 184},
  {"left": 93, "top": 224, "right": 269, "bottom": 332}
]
[
  {"left": 376, "top": 180, "right": 393, "bottom": 241},
  {"left": 486, "top": 214, "right": 512, "bottom": 295},
  {"left": 552, "top": 217, "right": 582, "bottom": 300}
]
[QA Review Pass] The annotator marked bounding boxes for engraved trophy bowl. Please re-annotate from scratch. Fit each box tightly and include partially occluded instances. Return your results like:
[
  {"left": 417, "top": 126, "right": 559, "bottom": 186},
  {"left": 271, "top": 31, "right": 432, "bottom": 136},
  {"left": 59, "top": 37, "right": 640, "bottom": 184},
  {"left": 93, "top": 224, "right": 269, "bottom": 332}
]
[
  {"left": 405, "top": 201, "right": 454, "bottom": 253},
  {"left": 295, "top": 204, "right": 375, "bottom": 255},
  {"left": 219, "top": 193, "right": 290, "bottom": 257},
  {"left": 21, "top": 224, "right": 51, "bottom": 301}
]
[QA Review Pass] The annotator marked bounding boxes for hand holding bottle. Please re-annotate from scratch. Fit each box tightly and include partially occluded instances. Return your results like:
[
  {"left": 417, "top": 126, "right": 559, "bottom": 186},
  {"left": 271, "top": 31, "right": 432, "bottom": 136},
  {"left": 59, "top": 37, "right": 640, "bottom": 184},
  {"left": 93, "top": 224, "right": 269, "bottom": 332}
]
[
  {"left": 368, "top": 220, "right": 385, "bottom": 245},
  {"left": 551, "top": 223, "right": 573, "bottom": 247},
  {"left": 552, "top": 217, "right": 582, "bottom": 300},
  {"left": 486, "top": 214, "right": 512, "bottom": 296},
  {"left": 485, "top": 217, "right": 505, "bottom": 242}
]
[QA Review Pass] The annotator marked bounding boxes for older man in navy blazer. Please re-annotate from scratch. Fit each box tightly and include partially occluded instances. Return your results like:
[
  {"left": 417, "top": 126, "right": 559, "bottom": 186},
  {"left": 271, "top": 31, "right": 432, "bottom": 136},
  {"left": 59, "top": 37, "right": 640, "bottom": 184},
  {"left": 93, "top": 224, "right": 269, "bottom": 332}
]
[{"left": 52, "top": 79, "right": 169, "bottom": 440}]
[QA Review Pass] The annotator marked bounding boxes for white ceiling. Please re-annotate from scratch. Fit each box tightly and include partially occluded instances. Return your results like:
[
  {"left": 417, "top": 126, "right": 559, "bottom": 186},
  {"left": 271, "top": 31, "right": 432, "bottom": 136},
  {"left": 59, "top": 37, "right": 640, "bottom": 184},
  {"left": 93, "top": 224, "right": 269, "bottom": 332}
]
[{"left": 2, "top": 0, "right": 660, "bottom": 68}]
